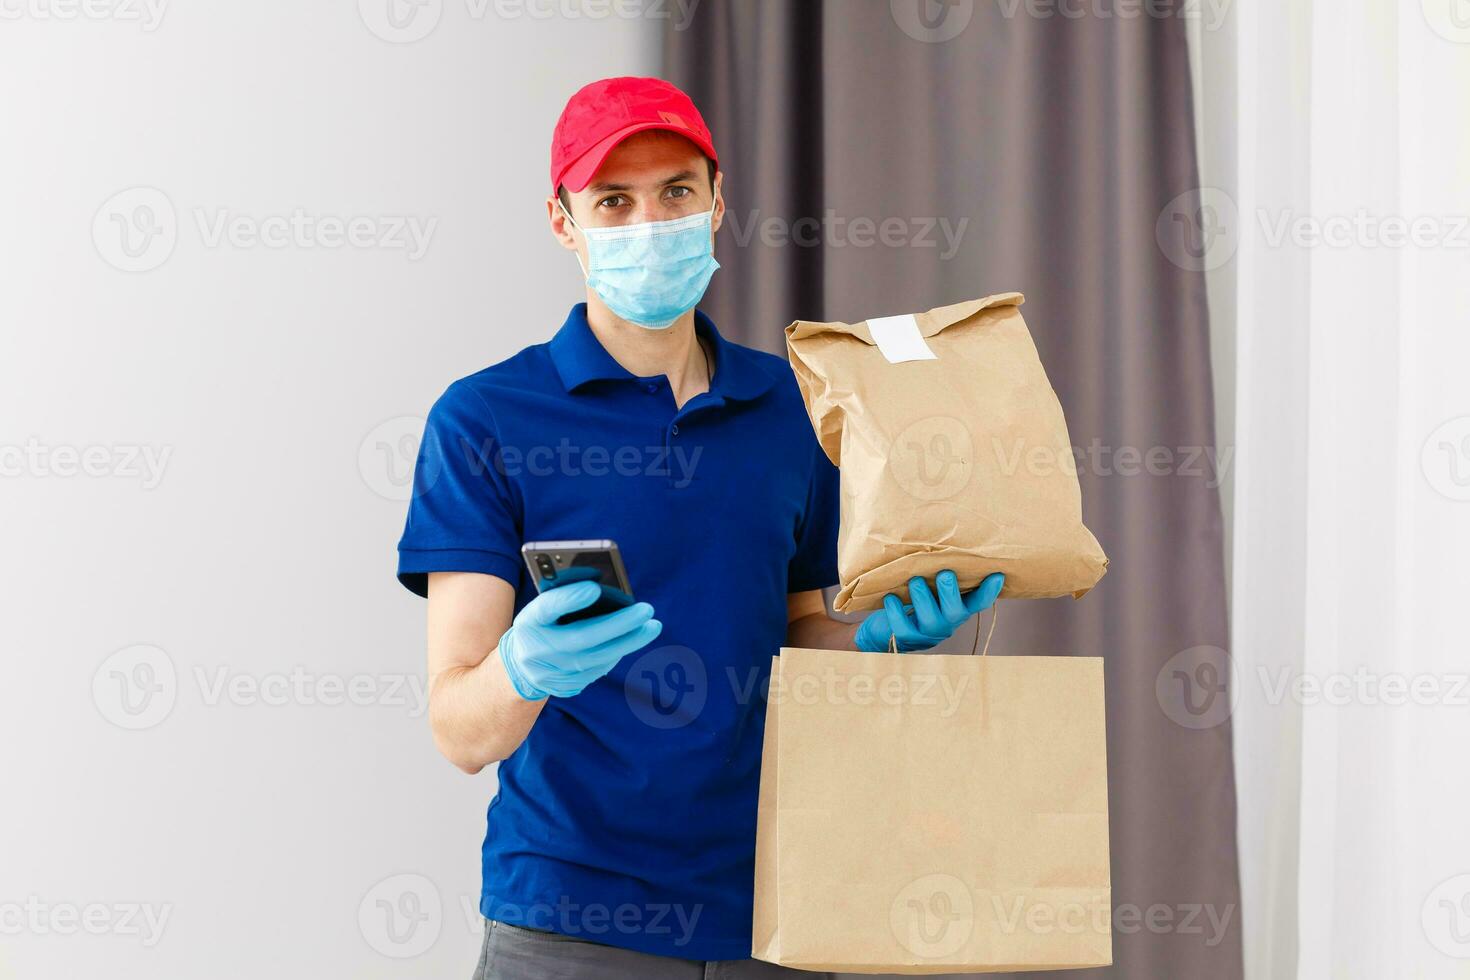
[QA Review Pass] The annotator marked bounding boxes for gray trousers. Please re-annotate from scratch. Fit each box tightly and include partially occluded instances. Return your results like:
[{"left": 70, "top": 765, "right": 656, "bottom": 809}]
[{"left": 473, "top": 919, "right": 834, "bottom": 980}]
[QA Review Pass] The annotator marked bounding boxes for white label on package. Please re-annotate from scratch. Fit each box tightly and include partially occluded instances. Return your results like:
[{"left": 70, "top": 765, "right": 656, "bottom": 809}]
[{"left": 866, "top": 314, "right": 937, "bottom": 364}]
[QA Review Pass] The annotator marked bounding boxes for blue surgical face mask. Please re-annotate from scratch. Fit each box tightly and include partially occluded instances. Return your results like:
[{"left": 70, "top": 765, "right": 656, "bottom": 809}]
[{"left": 560, "top": 200, "right": 720, "bottom": 330}]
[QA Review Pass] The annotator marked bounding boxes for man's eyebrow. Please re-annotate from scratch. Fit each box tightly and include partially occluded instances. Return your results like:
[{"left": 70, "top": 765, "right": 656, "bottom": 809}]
[{"left": 586, "top": 171, "right": 699, "bottom": 194}]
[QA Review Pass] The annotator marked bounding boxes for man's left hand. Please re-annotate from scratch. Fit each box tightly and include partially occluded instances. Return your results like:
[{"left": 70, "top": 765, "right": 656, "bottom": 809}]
[{"left": 854, "top": 570, "right": 1005, "bottom": 653}]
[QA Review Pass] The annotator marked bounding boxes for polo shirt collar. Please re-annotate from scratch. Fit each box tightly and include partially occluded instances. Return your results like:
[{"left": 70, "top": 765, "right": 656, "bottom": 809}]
[{"left": 548, "top": 304, "right": 775, "bottom": 403}]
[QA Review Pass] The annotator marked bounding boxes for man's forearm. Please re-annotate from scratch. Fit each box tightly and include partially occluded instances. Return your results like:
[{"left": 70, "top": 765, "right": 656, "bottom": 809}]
[
  {"left": 429, "top": 648, "right": 545, "bottom": 774},
  {"left": 785, "top": 612, "right": 860, "bottom": 651}
]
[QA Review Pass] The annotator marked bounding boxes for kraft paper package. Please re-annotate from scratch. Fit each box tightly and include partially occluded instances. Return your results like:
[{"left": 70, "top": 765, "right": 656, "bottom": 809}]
[
  {"left": 752, "top": 646, "right": 1112, "bottom": 974},
  {"left": 785, "top": 292, "right": 1109, "bottom": 612}
]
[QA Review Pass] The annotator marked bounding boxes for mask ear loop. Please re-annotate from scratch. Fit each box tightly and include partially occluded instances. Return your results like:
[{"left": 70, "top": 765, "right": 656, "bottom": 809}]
[{"left": 557, "top": 199, "right": 590, "bottom": 279}]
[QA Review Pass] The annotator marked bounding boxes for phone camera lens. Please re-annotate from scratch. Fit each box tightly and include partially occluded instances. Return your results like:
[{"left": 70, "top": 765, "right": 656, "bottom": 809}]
[{"left": 537, "top": 556, "right": 555, "bottom": 579}]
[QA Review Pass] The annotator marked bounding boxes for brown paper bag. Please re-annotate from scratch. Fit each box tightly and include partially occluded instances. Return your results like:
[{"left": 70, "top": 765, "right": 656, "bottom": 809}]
[
  {"left": 752, "top": 646, "right": 1111, "bottom": 974},
  {"left": 786, "top": 292, "right": 1108, "bottom": 612}
]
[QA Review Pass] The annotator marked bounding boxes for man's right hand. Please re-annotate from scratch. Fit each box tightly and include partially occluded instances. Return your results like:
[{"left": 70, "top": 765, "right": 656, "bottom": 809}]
[{"left": 498, "top": 581, "right": 662, "bottom": 701}]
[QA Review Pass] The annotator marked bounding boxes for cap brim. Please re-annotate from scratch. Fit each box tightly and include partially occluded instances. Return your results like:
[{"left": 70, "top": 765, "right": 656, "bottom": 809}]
[{"left": 557, "top": 121, "right": 717, "bottom": 193}]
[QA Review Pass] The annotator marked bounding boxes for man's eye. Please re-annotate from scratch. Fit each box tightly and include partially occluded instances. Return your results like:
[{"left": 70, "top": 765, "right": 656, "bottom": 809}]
[
  {"left": 597, "top": 195, "right": 627, "bottom": 208},
  {"left": 666, "top": 186, "right": 691, "bottom": 200}
]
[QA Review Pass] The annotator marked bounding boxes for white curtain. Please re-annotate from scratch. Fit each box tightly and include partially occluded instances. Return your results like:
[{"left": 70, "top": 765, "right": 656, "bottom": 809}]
[{"left": 1231, "top": 1, "right": 1470, "bottom": 978}]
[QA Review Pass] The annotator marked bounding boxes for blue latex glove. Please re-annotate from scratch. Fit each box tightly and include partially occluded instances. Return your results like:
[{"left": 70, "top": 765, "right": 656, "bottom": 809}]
[
  {"left": 498, "top": 580, "right": 662, "bottom": 700},
  {"left": 854, "top": 571, "right": 1005, "bottom": 653}
]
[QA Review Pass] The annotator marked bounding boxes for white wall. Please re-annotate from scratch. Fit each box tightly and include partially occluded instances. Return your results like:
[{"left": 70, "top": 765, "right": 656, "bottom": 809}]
[{"left": 0, "top": 6, "right": 658, "bottom": 977}]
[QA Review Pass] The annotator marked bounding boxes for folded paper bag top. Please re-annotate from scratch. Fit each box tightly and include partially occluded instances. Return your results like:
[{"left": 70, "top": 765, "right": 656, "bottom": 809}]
[{"left": 785, "top": 292, "right": 1108, "bottom": 613}]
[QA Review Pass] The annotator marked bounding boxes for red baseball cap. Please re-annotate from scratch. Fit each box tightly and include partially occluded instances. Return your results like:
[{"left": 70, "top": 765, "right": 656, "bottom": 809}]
[{"left": 550, "top": 76, "right": 718, "bottom": 194}]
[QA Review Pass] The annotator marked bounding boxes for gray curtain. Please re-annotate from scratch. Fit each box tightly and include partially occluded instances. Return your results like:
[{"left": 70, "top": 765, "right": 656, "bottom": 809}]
[{"left": 667, "top": 3, "right": 1242, "bottom": 979}]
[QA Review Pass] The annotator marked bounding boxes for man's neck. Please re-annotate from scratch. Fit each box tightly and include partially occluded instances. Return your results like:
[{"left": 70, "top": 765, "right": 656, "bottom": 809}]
[{"left": 584, "top": 295, "right": 710, "bottom": 408}]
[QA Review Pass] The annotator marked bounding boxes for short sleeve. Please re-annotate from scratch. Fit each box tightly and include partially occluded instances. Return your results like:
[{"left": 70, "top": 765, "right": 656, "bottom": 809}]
[
  {"left": 786, "top": 438, "right": 841, "bottom": 593},
  {"left": 396, "top": 381, "right": 525, "bottom": 598}
]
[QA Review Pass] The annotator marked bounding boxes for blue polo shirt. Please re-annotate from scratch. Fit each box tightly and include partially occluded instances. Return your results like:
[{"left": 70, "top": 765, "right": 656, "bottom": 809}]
[{"left": 396, "top": 304, "right": 840, "bottom": 961}]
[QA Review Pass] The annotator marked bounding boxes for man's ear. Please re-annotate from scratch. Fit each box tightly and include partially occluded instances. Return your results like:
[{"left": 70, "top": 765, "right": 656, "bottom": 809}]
[
  {"left": 710, "top": 170, "right": 725, "bottom": 234},
  {"left": 547, "top": 195, "right": 578, "bottom": 251}
]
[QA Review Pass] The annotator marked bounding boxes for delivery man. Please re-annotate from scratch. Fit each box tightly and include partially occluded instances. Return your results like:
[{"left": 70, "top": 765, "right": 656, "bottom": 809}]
[{"left": 396, "top": 76, "right": 1005, "bottom": 979}]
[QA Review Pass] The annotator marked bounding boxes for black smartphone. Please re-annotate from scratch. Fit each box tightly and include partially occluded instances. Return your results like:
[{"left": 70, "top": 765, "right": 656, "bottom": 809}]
[{"left": 520, "top": 540, "right": 635, "bottom": 624}]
